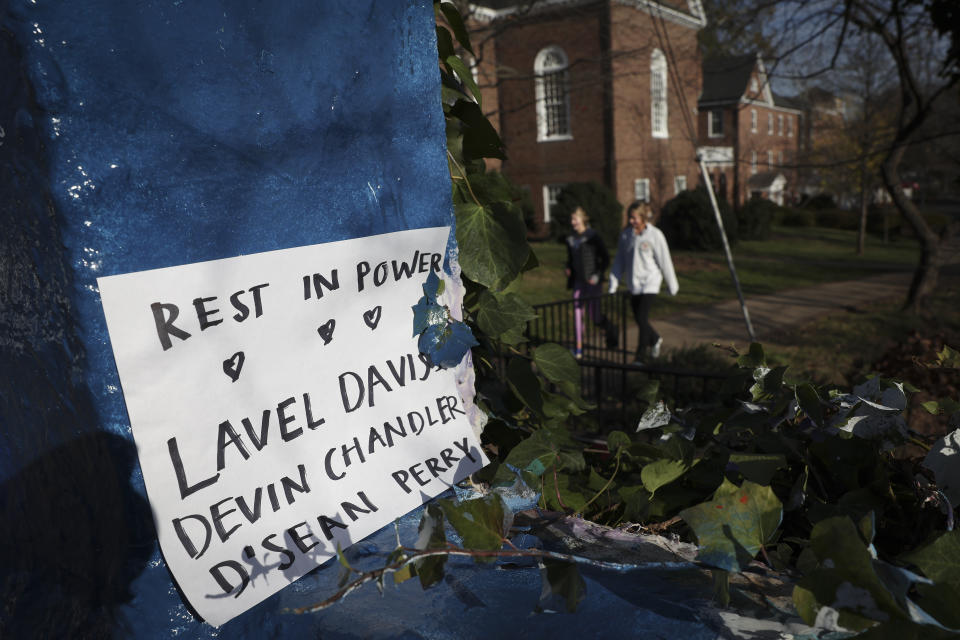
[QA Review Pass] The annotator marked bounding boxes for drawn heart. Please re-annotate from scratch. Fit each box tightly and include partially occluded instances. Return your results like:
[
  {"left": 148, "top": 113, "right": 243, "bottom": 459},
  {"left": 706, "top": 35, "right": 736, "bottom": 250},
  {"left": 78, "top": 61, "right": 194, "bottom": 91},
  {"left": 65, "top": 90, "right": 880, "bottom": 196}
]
[
  {"left": 363, "top": 306, "right": 382, "bottom": 330},
  {"left": 316, "top": 318, "right": 336, "bottom": 345},
  {"left": 223, "top": 351, "right": 245, "bottom": 382}
]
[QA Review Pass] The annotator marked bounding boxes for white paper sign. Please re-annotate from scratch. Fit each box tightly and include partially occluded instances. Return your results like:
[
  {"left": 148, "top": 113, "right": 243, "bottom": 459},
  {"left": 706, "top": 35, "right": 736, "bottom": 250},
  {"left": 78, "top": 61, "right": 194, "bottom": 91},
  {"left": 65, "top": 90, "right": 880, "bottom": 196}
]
[{"left": 98, "top": 227, "right": 487, "bottom": 626}]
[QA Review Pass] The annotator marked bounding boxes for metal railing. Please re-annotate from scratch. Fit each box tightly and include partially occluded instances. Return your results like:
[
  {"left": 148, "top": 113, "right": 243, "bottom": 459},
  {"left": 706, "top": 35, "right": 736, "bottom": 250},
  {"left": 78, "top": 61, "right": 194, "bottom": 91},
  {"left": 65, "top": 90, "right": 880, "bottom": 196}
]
[{"left": 527, "top": 293, "right": 733, "bottom": 431}]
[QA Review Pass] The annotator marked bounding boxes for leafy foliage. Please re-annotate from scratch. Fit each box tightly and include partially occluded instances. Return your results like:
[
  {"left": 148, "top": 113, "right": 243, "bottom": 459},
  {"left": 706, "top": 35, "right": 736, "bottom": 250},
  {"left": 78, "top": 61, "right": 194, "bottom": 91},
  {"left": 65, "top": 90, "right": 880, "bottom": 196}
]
[
  {"left": 550, "top": 182, "right": 624, "bottom": 248},
  {"left": 298, "top": 4, "right": 960, "bottom": 630},
  {"left": 466, "top": 170, "right": 537, "bottom": 232},
  {"left": 659, "top": 186, "right": 738, "bottom": 251},
  {"left": 736, "top": 197, "right": 778, "bottom": 240}
]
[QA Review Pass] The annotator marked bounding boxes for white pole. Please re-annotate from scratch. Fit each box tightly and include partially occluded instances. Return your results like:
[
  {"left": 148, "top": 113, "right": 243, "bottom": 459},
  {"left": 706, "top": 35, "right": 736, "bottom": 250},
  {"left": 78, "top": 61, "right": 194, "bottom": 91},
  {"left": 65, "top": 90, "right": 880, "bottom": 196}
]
[{"left": 697, "top": 155, "right": 757, "bottom": 342}]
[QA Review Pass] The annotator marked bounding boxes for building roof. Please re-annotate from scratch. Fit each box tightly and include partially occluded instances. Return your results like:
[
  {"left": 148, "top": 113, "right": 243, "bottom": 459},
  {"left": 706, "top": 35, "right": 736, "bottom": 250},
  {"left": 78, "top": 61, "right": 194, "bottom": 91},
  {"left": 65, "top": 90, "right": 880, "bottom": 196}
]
[
  {"left": 700, "top": 53, "right": 758, "bottom": 104},
  {"left": 470, "top": 0, "right": 705, "bottom": 27},
  {"left": 747, "top": 171, "right": 785, "bottom": 190},
  {"left": 773, "top": 92, "right": 804, "bottom": 110}
]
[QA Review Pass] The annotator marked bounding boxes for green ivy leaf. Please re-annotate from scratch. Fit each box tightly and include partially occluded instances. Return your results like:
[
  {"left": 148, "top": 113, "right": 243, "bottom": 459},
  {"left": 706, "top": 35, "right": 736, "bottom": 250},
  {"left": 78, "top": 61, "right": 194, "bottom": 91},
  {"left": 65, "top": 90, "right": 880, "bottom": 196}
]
[
  {"left": 533, "top": 343, "right": 580, "bottom": 387},
  {"left": 542, "top": 388, "right": 587, "bottom": 419},
  {"left": 435, "top": 25, "right": 454, "bottom": 61},
  {"left": 737, "top": 342, "right": 766, "bottom": 368},
  {"left": 538, "top": 559, "right": 586, "bottom": 613},
  {"left": 607, "top": 430, "right": 631, "bottom": 452},
  {"left": 794, "top": 516, "right": 912, "bottom": 632},
  {"left": 414, "top": 504, "right": 448, "bottom": 589},
  {"left": 541, "top": 466, "right": 588, "bottom": 512},
  {"left": 474, "top": 291, "right": 536, "bottom": 345},
  {"left": 445, "top": 55, "right": 482, "bottom": 108},
  {"left": 641, "top": 458, "right": 690, "bottom": 494},
  {"left": 392, "top": 562, "right": 415, "bottom": 585},
  {"left": 619, "top": 485, "right": 651, "bottom": 521},
  {"left": 635, "top": 379, "right": 660, "bottom": 407},
  {"left": 727, "top": 453, "right": 787, "bottom": 485},
  {"left": 438, "top": 2, "right": 475, "bottom": 55},
  {"left": 796, "top": 383, "right": 824, "bottom": 427},
  {"left": 921, "top": 400, "right": 941, "bottom": 415},
  {"left": 933, "top": 344, "right": 960, "bottom": 369},
  {"left": 751, "top": 365, "right": 788, "bottom": 400},
  {"left": 502, "top": 426, "right": 583, "bottom": 477},
  {"left": 449, "top": 99, "right": 505, "bottom": 160},
  {"left": 902, "top": 530, "right": 960, "bottom": 591},
  {"left": 454, "top": 199, "right": 528, "bottom": 290},
  {"left": 445, "top": 117, "right": 464, "bottom": 166},
  {"left": 506, "top": 357, "right": 544, "bottom": 419},
  {"left": 438, "top": 494, "right": 507, "bottom": 562},
  {"left": 679, "top": 479, "right": 783, "bottom": 572}
]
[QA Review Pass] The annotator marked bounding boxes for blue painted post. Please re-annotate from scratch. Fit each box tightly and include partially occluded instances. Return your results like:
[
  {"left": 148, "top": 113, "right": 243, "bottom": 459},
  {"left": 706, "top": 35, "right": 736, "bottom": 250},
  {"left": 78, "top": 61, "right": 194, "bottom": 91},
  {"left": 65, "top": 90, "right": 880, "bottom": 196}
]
[{"left": 1, "top": 1, "right": 451, "bottom": 635}]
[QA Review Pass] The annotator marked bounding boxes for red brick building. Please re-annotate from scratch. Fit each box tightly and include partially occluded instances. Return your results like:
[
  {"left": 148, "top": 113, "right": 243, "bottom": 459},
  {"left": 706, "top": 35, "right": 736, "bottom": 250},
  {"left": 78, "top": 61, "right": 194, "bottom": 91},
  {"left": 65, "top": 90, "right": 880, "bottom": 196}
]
[
  {"left": 696, "top": 53, "right": 803, "bottom": 206},
  {"left": 468, "top": 0, "right": 707, "bottom": 233}
]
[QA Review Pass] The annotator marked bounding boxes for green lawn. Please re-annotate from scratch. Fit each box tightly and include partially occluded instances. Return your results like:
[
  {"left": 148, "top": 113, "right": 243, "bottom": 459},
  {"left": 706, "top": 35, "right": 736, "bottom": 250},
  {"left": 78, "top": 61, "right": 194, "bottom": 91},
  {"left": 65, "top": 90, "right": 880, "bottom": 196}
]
[{"left": 510, "top": 226, "right": 922, "bottom": 315}]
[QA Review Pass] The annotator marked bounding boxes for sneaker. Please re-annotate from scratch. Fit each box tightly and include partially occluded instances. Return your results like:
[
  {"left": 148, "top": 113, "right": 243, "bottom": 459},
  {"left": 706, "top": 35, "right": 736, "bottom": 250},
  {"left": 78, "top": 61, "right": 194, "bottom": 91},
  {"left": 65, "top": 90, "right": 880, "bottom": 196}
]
[
  {"left": 651, "top": 337, "right": 663, "bottom": 359},
  {"left": 573, "top": 349, "right": 583, "bottom": 360}
]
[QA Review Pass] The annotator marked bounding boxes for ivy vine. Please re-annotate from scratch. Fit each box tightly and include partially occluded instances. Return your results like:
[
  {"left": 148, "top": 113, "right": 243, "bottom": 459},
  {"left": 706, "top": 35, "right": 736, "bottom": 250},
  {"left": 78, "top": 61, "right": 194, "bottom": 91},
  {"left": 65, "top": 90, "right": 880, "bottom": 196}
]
[{"left": 294, "top": 4, "right": 960, "bottom": 636}]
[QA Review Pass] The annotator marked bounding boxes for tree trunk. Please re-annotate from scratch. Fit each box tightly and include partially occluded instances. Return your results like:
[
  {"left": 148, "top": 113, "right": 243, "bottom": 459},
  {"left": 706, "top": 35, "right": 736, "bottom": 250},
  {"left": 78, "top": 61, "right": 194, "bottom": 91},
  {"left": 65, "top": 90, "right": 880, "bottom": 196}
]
[
  {"left": 880, "top": 144, "right": 941, "bottom": 314},
  {"left": 857, "top": 158, "right": 867, "bottom": 256}
]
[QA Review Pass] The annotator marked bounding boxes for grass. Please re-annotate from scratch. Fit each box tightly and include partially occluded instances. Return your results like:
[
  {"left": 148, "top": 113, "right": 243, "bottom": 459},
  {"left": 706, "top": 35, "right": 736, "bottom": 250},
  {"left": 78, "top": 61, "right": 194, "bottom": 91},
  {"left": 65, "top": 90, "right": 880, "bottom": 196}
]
[
  {"left": 510, "top": 226, "right": 922, "bottom": 314},
  {"left": 510, "top": 225, "right": 960, "bottom": 385},
  {"left": 762, "top": 274, "right": 960, "bottom": 386}
]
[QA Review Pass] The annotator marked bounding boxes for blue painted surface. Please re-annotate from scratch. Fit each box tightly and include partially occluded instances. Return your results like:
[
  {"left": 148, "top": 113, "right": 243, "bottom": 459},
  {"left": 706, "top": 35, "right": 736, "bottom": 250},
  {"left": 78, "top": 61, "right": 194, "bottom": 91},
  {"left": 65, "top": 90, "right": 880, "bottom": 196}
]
[
  {"left": 0, "top": 1, "right": 451, "bottom": 636},
  {"left": 0, "top": 1, "right": 725, "bottom": 637}
]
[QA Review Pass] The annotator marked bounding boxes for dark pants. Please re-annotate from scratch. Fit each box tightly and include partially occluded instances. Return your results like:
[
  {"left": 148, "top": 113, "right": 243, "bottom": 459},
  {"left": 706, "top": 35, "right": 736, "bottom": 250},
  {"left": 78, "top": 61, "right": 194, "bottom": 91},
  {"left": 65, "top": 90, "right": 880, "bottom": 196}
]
[{"left": 629, "top": 293, "right": 659, "bottom": 358}]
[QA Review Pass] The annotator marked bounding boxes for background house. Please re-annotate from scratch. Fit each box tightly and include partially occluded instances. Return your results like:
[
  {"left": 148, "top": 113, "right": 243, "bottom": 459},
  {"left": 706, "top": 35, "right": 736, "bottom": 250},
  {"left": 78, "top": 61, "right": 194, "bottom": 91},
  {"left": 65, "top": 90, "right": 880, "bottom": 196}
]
[
  {"left": 696, "top": 53, "right": 802, "bottom": 207},
  {"left": 469, "top": 0, "right": 706, "bottom": 234}
]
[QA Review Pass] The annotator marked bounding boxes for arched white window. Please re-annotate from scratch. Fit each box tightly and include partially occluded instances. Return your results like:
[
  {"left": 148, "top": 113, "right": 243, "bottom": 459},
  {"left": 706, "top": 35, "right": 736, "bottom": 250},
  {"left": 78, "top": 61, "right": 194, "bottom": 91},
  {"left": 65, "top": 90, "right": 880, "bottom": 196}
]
[
  {"left": 535, "top": 47, "right": 571, "bottom": 141},
  {"left": 651, "top": 49, "right": 668, "bottom": 138}
]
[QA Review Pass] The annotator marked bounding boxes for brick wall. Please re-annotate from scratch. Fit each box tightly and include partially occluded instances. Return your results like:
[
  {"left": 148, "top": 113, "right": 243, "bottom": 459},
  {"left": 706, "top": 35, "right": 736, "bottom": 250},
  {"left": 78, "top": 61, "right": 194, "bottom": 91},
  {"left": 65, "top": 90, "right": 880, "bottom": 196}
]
[
  {"left": 491, "top": 2, "right": 609, "bottom": 236},
  {"left": 609, "top": 4, "right": 701, "bottom": 221}
]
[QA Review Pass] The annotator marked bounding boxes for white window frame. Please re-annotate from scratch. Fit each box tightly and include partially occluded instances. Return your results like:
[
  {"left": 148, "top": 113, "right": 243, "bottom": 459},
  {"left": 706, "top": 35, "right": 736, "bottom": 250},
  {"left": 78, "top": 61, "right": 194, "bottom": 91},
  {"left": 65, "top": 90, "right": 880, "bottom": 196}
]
[
  {"left": 651, "top": 49, "right": 668, "bottom": 138},
  {"left": 787, "top": 116, "right": 794, "bottom": 137},
  {"left": 778, "top": 114, "right": 784, "bottom": 136},
  {"left": 750, "top": 108, "right": 757, "bottom": 133},
  {"left": 778, "top": 150, "right": 784, "bottom": 165},
  {"left": 750, "top": 77, "right": 759, "bottom": 94},
  {"left": 767, "top": 113, "right": 773, "bottom": 135},
  {"left": 708, "top": 109, "right": 723, "bottom": 137},
  {"left": 634, "top": 178, "right": 651, "bottom": 202},
  {"left": 674, "top": 175, "right": 687, "bottom": 195},
  {"left": 767, "top": 150, "right": 774, "bottom": 167},
  {"left": 750, "top": 151, "right": 758, "bottom": 175},
  {"left": 543, "top": 183, "right": 564, "bottom": 223},
  {"left": 534, "top": 47, "right": 572, "bottom": 142}
]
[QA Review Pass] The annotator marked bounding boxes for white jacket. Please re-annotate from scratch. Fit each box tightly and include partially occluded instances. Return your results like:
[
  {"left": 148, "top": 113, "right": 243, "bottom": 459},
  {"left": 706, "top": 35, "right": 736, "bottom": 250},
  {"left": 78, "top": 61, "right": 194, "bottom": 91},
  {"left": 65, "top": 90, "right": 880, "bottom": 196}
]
[{"left": 608, "top": 224, "right": 679, "bottom": 296}]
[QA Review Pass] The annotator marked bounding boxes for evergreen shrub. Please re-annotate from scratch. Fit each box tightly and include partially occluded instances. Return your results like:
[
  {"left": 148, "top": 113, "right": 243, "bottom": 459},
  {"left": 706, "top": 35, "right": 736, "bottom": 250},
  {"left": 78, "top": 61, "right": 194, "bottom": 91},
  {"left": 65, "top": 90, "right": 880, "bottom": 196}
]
[
  {"left": 551, "top": 182, "right": 624, "bottom": 248},
  {"left": 780, "top": 207, "right": 817, "bottom": 227},
  {"left": 737, "top": 197, "right": 777, "bottom": 240},
  {"left": 659, "top": 187, "right": 738, "bottom": 251},
  {"left": 814, "top": 208, "right": 860, "bottom": 230}
]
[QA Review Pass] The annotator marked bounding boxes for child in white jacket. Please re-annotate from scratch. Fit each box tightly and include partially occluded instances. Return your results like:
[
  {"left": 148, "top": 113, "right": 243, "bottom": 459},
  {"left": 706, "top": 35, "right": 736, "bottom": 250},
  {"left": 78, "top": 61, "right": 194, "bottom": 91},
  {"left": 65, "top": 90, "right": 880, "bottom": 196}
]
[{"left": 608, "top": 201, "right": 679, "bottom": 365}]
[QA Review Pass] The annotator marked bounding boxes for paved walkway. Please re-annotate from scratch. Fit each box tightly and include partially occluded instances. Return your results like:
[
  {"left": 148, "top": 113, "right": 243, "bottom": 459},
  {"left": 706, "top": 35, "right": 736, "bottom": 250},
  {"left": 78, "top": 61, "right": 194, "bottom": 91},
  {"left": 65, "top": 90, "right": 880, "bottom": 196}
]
[
  {"left": 653, "top": 271, "right": 913, "bottom": 351},
  {"left": 640, "top": 237, "right": 960, "bottom": 353}
]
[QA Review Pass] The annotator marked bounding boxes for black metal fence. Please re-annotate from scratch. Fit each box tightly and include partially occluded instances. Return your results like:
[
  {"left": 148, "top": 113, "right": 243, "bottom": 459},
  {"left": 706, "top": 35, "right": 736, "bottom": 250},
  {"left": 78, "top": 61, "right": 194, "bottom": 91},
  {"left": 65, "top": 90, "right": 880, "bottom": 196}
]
[{"left": 527, "top": 293, "right": 732, "bottom": 432}]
